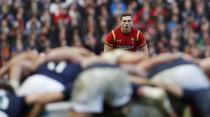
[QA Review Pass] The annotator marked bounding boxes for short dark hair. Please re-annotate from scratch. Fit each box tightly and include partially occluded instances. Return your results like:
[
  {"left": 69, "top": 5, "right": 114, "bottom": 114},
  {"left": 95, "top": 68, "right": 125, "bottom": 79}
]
[{"left": 120, "top": 13, "right": 132, "bottom": 20}]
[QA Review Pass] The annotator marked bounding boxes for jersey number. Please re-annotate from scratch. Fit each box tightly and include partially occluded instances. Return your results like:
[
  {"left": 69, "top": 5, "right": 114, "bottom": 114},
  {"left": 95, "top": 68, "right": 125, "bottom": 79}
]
[
  {"left": 47, "top": 61, "right": 67, "bottom": 73},
  {"left": 0, "top": 92, "right": 9, "bottom": 110}
]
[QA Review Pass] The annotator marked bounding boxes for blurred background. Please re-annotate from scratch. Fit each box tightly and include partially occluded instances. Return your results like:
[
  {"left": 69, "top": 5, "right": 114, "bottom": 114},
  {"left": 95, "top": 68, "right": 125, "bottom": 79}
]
[{"left": 0, "top": 0, "right": 210, "bottom": 66}]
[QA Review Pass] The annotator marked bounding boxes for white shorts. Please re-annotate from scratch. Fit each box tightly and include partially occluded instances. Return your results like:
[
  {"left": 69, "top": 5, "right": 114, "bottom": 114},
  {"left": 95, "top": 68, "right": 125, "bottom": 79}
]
[
  {"left": 151, "top": 64, "right": 210, "bottom": 90},
  {"left": 70, "top": 67, "right": 132, "bottom": 113},
  {"left": 0, "top": 111, "right": 8, "bottom": 117},
  {"left": 17, "top": 74, "right": 65, "bottom": 96}
]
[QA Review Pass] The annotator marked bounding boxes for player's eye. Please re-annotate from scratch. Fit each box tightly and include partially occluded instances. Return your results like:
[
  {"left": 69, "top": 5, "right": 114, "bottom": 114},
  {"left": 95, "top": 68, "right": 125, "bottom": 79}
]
[{"left": 122, "top": 20, "right": 131, "bottom": 23}]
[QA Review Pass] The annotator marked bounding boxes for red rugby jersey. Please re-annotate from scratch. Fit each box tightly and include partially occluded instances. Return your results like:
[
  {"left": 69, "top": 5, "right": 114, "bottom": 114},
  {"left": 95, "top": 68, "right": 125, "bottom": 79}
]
[{"left": 104, "top": 27, "right": 146, "bottom": 51}]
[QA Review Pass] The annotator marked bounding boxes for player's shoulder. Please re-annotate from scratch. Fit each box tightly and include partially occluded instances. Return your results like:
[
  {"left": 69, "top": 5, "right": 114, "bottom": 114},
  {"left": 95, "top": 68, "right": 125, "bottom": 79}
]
[{"left": 132, "top": 28, "right": 140, "bottom": 33}]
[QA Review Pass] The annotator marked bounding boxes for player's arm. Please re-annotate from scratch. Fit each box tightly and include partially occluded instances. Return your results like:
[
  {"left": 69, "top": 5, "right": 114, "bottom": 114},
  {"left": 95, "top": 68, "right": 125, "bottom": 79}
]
[
  {"left": 104, "top": 31, "right": 115, "bottom": 52},
  {"left": 151, "top": 81, "right": 183, "bottom": 97},
  {"left": 128, "top": 74, "right": 183, "bottom": 98},
  {"left": 121, "top": 64, "right": 147, "bottom": 77},
  {"left": 128, "top": 74, "right": 149, "bottom": 85},
  {"left": 102, "top": 49, "right": 149, "bottom": 65},
  {"left": 0, "top": 51, "right": 37, "bottom": 78},
  {"left": 139, "top": 44, "right": 149, "bottom": 57},
  {"left": 104, "top": 44, "right": 114, "bottom": 52},
  {"left": 118, "top": 51, "right": 148, "bottom": 64},
  {"left": 137, "top": 31, "right": 149, "bottom": 56},
  {"left": 46, "top": 47, "right": 94, "bottom": 62},
  {"left": 199, "top": 57, "right": 210, "bottom": 77},
  {"left": 138, "top": 53, "right": 186, "bottom": 71},
  {"left": 1, "top": 52, "right": 42, "bottom": 89}
]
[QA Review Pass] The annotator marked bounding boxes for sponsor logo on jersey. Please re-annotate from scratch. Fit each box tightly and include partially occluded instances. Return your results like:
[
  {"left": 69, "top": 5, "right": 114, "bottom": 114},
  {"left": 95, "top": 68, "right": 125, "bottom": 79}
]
[{"left": 116, "top": 39, "right": 122, "bottom": 42}]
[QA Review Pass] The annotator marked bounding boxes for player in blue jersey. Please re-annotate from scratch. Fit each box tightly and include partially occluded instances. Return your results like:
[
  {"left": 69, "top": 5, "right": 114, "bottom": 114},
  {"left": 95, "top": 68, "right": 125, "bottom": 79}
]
[
  {"left": 0, "top": 80, "right": 74, "bottom": 117},
  {"left": 0, "top": 47, "right": 97, "bottom": 117},
  {"left": 42, "top": 48, "right": 135, "bottom": 117},
  {"left": 13, "top": 47, "right": 94, "bottom": 96},
  {"left": 0, "top": 81, "right": 26, "bottom": 117},
  {"left": 17, "top": 60, "right": 83, "bottom": 96},
  {"left": 0, "top": 47, "right": 94, "bottom": 90},
  {"left": 128, "top": 53, "right": 210, "bottom": 117}
]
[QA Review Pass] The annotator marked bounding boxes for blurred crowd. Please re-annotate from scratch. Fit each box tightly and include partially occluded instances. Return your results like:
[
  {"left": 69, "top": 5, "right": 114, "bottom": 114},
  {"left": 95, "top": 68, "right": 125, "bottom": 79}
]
[{"left": 0, "top": 0, "right": 210, "bottom": 66}]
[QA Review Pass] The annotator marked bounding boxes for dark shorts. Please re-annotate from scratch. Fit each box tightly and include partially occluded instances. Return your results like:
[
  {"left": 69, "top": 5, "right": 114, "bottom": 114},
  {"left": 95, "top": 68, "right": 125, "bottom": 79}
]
[
  {"left": 183, "top": 88, "right": 210, "bottom": 117},
  {"left": 131, "top": 83, "right": 143, "bottom": 99}
]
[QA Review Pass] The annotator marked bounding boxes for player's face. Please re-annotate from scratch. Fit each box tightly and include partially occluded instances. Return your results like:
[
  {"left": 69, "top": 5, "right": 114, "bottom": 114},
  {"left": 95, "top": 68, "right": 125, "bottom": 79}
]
[{"left": 120, "top": 16, "right": 133, "bottom": 33}]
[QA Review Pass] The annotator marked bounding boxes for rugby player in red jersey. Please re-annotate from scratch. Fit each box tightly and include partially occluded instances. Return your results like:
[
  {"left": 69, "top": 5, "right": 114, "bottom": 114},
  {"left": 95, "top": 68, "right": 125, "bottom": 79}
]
[{"left": 104, "top": 13, "right": 148, "bottom": 56}]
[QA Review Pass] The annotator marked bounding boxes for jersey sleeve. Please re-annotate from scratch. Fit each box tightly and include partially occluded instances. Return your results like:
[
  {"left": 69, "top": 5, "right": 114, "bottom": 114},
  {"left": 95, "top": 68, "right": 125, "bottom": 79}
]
[
  {"left": 104, "top": 32, "right": 115, "bottom": 47},
  {"left": 137, "top": 31, "right": 147, "bottom": 48}
]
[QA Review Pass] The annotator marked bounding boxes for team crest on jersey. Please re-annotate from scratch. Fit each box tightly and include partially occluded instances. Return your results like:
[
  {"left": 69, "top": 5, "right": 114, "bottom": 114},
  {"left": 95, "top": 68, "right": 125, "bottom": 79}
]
[{"left": 131, "top": 37, "right": 135, "bottom": 44}]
